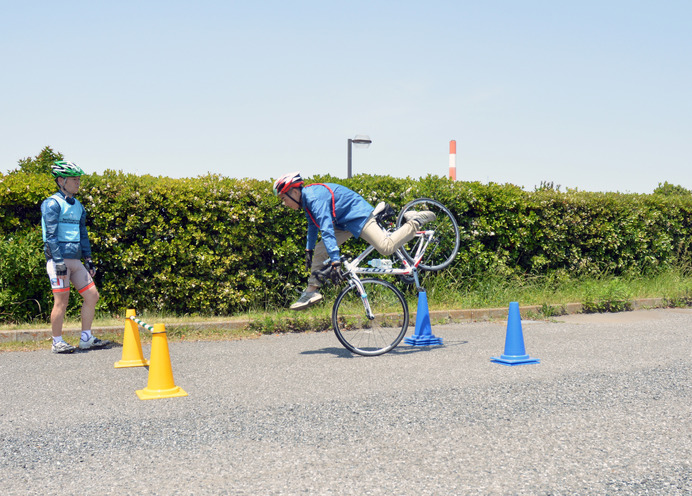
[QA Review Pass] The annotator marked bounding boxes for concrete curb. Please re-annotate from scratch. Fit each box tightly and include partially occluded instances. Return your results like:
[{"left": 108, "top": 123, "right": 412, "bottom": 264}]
[{"left": 0, "top": 297, "right": 668, "bottom": 343}]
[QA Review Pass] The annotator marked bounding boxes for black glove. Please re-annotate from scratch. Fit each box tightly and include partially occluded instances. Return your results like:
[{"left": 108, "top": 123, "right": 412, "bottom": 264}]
[
  {"left": 329, "top": 261, "right": 344, "bottom": 284},
  {"left": 55, "top": 262, "right": 67, "bottom": 276},
  {"left": 85, "top": 258, "right": 96, "bottom": 274},
  {"left": 305, "top": 249, "right": 314, "bottom": 272}
]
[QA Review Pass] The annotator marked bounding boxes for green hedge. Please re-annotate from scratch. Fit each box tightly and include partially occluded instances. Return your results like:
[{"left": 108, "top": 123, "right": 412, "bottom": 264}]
[{"left": 1, "top": 171, "right": 692, "bottom": 323}]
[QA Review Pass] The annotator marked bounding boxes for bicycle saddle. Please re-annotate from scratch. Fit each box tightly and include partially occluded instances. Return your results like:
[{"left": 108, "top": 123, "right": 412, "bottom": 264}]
[{"left": 373, "top": 202, "right": 395, "bottom": 224}]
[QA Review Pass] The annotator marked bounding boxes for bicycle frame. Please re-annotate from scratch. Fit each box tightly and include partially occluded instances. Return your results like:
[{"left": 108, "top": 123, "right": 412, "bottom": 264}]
[
  {"left": 315, "top": 223, "right": 439, "bottom": 321},
  {"left": 343, "top": 229, "right": 438, "bottom": 292},
  {"left": 330, "top": 231, "right": 435, "bottom": 320}
]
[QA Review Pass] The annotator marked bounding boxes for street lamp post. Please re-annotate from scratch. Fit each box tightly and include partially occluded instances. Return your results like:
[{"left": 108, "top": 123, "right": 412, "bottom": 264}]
[{"left": 347, "top": 135, "right": 372, "bottom": 179}]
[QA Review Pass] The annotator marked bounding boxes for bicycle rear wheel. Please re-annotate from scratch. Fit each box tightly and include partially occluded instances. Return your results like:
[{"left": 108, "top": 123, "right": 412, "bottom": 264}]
[
  {"left": 332, "top": 279, "right": 409, "bottom": 356},
  {"left": 396, "top": 198, "right": 460, "bottom": 271}
]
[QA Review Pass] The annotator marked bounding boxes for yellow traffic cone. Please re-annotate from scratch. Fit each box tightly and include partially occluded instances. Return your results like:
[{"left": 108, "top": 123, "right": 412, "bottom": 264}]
[
  {"left": 115, "top": 309, "right": 149, "bottom": 368},
  {"left": 136, "top": 324, "right": 187, "bottom": 400}
]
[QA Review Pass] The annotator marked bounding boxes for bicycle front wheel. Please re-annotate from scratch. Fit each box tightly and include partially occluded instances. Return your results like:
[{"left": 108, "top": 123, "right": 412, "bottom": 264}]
[
  {"left": 396, "top": 198, "right": 460, "bottom": 271},
  {"left": 332, "top": 279, "right": 409, "bottom": 356}
]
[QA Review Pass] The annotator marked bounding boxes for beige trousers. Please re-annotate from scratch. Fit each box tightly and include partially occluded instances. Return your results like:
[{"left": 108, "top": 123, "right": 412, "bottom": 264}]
[{"left": 308, "top": 215, "right": 418, "bottom": 287}]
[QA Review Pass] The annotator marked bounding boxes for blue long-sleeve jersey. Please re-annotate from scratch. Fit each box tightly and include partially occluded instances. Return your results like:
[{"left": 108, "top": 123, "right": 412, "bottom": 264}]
[{"left": 301, "top": 183, "right": 374, "bottom": 262}]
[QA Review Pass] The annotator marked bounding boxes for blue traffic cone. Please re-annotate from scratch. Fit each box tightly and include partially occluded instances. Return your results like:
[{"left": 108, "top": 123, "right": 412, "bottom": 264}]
[
  {"left": 491, "top": 302, "right": 540, "bottom": 366},
  {"left": 404, "top": 291, "right": 443, "bottom": 346}
]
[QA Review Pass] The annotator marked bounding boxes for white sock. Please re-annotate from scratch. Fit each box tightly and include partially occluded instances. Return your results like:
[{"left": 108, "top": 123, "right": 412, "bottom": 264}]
[
  {"left": 53, "top": 336, "right": 65, "bottom": 345},
  {"left": 81, "top": 330, "right": 93, "bottom": 342}
]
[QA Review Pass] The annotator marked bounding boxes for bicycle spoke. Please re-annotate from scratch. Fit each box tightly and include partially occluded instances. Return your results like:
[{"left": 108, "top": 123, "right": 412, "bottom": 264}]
[
  {"left": 332, "top": 279, "right": 408, "bottom": 356},
  {"left": 397, "top": 198, "right": 460, "bottom": 271}
]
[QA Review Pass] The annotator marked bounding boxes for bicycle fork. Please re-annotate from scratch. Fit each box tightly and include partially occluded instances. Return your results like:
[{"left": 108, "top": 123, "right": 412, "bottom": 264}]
[{"left": 350, "top": 277, "right": 377, "bottom": 320}]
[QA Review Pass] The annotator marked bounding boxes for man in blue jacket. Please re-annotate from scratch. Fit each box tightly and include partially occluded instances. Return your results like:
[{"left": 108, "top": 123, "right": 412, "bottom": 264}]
[
  {"left": 273, "top": 171, "right": 435, "bottom": 310},
  {"left": 41, "top": 161, "right": 111, "bottom": 353}
]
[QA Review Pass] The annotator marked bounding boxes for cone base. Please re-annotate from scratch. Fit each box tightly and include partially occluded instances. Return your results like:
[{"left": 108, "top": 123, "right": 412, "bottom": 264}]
[
  {"left": 404, "top": 335, "right": 443, "bottom": 346},
  {"left": 114, "top": 359, "right": 149, "bottom": 369},
  {"left": 136, "top": 386, "right": 188, "bottom": 400},
  {"left": 491, "top": 355, "right": 540, "bottom": 366},
  {"left": 405, "top": 291, "right": 443, "bottom": 347}
]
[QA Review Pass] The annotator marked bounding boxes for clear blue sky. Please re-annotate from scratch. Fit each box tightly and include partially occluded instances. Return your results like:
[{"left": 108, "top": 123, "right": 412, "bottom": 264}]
[{"left": 1, "top": 1, "right": 690, "bottom": 193}]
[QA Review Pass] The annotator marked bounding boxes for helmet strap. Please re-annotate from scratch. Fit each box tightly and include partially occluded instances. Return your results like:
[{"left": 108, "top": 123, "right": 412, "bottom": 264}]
[
  {"left": 57, "top": 177, "right": 74, "bottom": 198},
  {"left": 284, "top": 187, "right": 302, "bottom": 208}
]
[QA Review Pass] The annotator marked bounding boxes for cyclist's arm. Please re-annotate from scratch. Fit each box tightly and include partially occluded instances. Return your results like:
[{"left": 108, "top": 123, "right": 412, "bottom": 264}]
[
  {"left": 306, "top": 217, "right": 318, "bottom": 251},
  {"left": 41, "top": 199, "right": 64, "bottom": 264},
  {"left": 78, "top": 204, "right": 92, "bottom": 259},
  {"left": 304, "top": 194, "right": 341, "bottom": 263}
]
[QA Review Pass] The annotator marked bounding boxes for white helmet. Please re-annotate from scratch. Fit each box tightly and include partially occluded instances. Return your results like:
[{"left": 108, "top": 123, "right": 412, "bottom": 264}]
[{"left": 273, "top": 171, "right": 303, "bottom": 195}]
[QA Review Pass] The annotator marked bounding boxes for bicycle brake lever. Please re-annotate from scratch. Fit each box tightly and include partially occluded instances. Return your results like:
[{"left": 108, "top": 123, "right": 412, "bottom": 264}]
[{"left": 312, "top": 266, "right": 333, "bottom": 285}]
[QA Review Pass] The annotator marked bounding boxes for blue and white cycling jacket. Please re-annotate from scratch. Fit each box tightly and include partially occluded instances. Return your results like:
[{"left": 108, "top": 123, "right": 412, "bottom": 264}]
[{"left": 41, "top": 191, "right": 92, "bottom": 263}]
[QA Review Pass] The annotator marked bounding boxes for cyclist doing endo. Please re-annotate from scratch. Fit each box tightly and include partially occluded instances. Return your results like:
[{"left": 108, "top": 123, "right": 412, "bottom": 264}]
[{"left": 273, "top": 171, "right": 435, "bottom": 310}]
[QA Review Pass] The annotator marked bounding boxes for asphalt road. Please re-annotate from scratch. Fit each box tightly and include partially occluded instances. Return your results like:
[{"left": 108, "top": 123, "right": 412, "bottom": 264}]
[{"left": 0, "top": 308, "right": 690, "bottom": 495}]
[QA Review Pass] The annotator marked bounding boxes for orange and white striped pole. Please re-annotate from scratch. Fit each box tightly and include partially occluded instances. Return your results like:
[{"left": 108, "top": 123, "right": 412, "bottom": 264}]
[{"left": 449, "top": 140, "right": 457, "bottom": 180}]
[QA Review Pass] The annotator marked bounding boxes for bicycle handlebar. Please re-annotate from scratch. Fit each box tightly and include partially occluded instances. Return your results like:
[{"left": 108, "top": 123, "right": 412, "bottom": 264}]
[
  {"left": 312, "top": 265, "right": 334, "bottom": 284},
  {"left": 312, "top": 258, "right": 348, "bottom": 285}
]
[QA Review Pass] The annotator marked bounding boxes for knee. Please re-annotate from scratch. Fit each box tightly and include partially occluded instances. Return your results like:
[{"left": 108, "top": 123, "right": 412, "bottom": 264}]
[
  {"left": 83, "top": 288, "right": 100, "bottom": 306},
  {"left": 52, "top": 297, "right": 69, "bottom": 312},
  {"left": 377, "top": 241, "right": 396, "bottom": 257}
]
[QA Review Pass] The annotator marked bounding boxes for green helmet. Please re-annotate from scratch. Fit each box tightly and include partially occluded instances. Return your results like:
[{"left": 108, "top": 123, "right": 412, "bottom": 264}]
[{"left": 52, "top": 161, "right": 85, "bottom": 178}]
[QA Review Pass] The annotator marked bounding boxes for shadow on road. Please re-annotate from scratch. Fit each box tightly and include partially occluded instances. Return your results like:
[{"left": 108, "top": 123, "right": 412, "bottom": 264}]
[{"left": 300, "top": 339, "right": 468, "bottom": 358}]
